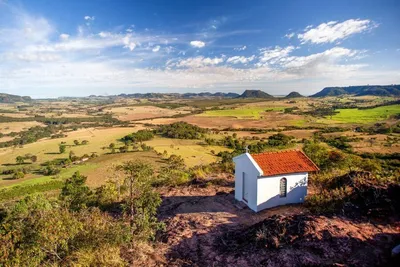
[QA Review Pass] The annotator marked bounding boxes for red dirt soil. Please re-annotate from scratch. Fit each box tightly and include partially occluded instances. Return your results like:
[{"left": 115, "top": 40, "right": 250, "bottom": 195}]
[{"left": 152, "top": 180, "right": 400, "bottom": 266}]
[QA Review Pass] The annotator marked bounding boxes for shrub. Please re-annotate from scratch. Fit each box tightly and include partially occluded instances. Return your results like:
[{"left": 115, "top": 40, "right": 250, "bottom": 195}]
[
  {"left": 40, "top": 164, "right": 61, "bottom": 176},
  {"left": 0, "top": 195, "right": 131, "bottom": 266},
  {"left": 122, "top": 129, "right": 154, "bottom": 143},
  {"left": 303, "top": 141, "right": 329, "bottom": 170},
  {"left": 305, "top": 187, "right": 351, "bottom": 214},
  {"left": 156, "top": 122, "right": 207, "bottom": 139},
  {"left": 60, "top": 172, "right": 92, "bottom": 211},
  {"left": 59, "top": 144, "right": 66, "bottom": 154},
  {"left": 94, "top": 181, "right": 119, "bottom": 207},
  {"left": 12, "top": 171, "right": 25, "bottom": 180},
  {"left": 267, "top": 133, "right": 295, "bottom": 147},
  {"left": 154, "top": 169, "right": 190, "bottom": 187}
]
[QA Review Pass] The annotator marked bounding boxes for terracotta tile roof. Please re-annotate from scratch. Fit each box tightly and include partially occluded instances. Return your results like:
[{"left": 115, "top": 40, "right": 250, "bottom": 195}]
[{"left": 251, "top": 150, "right": 319, "bottom": 176}]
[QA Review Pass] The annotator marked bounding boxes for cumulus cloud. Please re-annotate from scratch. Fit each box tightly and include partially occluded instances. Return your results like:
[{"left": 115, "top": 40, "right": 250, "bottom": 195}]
[
  {"left": 152, "top": 45, "right": 160, "bottom": 52},
  {"left": 59, "top": 33, "right": 69, "bottom": 41},
  {"left": 285, "top": 32, "right": 295, "bottom": 39},
  {"left": 298, "top": 19, "right": 376, "bottom": 44},
  {"left": 84, "top": 16, "right": 95, "bottom": 21},
  {"left": 279, "top": 47, "right": 364, "bottom": 77},
  {"left": 190, "top": 40, "right": 205, "bottom": 48},
  {"left": 258, "top": 46, "right": 295, "bottom": 65},
  {"left": 171, "top": 56, "right": 225, "bottom": 68},
  {"left": 234, "top": 45, "right": 247, "bottom": 51},
  {"left": 98, "top": 31, "right": 111, "bottom": 38},
  {"left": 227, "top": 55, "right": 255, "bottom": 64}
]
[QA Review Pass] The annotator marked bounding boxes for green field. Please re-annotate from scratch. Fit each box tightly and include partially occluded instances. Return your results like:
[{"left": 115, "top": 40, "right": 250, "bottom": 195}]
[
  {"left": 330, "top": 105, "right": 400, "bottom": 123},
  {"left": 198, "top": 106, "right": 284, "bottom": 119}
]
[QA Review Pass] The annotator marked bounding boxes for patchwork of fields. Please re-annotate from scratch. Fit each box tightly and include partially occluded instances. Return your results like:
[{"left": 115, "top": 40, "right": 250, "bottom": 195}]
[{"left": 0, "top": 95, "right": 398, "bottom": 201}]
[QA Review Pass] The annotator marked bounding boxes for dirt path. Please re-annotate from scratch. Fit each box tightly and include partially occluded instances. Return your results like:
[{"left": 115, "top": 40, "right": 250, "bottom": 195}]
[{"left": 154, "top": 182, "right": 400, "bottom": 267}]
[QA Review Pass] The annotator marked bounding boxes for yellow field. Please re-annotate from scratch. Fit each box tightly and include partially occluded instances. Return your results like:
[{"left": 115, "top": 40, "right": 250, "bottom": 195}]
[
  {"left": 84, "top": 151, "right": 166, "bottom": 187},
  {"left": 144, "top": 137, "right": 231, "bottom": 167},
  {"left": 106, "top": 106, "right": 190, "bottom": 121},
  {"left": 0, "top": 121, "right": 45, "bottom": 134},
  {"left": 0, "top": 126, "right": 142, "bottom": 166}
]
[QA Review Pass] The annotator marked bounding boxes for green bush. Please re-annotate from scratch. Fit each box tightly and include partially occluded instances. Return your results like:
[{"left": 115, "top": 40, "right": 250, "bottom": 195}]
[
  {"left": 156, "top": 122, "right": 207, "bottom": 139},
  {"left": 305, "top": 187, "right": 351, "bottom": 214},
  {"left": 60, "top": 172, "right": 92, "bottom": 211},
  {"left": 40, "top": 164, "right": 61, "bottom": 176},
  {"left": 0, "top": 194, "right": 131, "bottom": 266},
  {"left": 12, "top": 171, "right": 25, "bottom": 180},
  {"left": 122, "top": 129, "right": 154, "bottom": 143},
  {"left": 154, "top": 169, "right": 191, "bottom": 187},
  {"left": 94, "top": 181, "right": 120, "bottom": 207}
]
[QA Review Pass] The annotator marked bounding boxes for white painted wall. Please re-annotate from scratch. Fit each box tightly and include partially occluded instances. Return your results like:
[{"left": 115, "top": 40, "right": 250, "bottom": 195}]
[
  {"left": 233, "top": 153, "right": 262, "bottom": 212},
  {"left": 256, "top": 172, "right": 308, "bottom": 212}
]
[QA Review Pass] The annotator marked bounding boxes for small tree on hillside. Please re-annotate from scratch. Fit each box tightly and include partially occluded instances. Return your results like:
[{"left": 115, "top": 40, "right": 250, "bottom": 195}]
[
  {"left": 73, "top": 140, "right": 80, "bottom": 146},
  {"left": 116, "top": 161, "right": 156, "bottom": 232},
  {"left": 109, "top": 143, "right": 116, "bottom": 154},
  {"left": 30, "top": 155, "right": 38, "bottom": 163},
  {"left": 60, "top": 171, "right": 91, "bottom": 211},
  {"left": 12, "top": 171, "right": 25, "bottom": 179},
  {"left": 166, "top": 154, "right": 185, "bottom": 170},
  {"left": 16, "top": 156, "right": 24, "bottom": 165},
  {"left": 69, "top": 151, "right": 76, "bottom": 161},
  {"left": 59, "top": 144, "right": 66, "bottom": 154}
]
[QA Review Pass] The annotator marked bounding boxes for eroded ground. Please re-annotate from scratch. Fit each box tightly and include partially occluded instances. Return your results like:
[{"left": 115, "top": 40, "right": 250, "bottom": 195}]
[{"left": 153, "top": 179, "right": 400, "bottom": 267}]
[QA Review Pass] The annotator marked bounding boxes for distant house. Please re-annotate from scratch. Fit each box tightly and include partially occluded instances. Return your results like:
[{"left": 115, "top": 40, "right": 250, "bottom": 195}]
[{"left": 233, "top": 150, "right": 319, "bottom": 212}]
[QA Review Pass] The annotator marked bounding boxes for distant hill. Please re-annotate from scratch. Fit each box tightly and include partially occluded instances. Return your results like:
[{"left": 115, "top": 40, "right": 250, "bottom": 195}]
[
  {"left": 0, "top": 93, "right": 32, "bottom": 103},
  {"left": 117, "top": 92, "right": 239, "bottom": 99},
  {"left": 285, "top": 91, "right": 304, "bottom": 98},
  {"left": 238, "top": 90, "right": 274, "bottom": 99},
  {"left": 311, "top": 85, "right": 400, "bottom": 97},
  {"left": 181, "top": 92, "right": 240, "bottom": 99}
]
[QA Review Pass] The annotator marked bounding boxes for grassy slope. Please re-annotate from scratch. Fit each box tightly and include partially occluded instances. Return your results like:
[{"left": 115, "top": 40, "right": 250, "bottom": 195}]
[
  {"left": 330, "top": 105, "right": 400, "bottom": 123},
  {"left": 144, "top": 137, "right": 231, "bottom": 167},
  {"left": 0, "top": 127, "right": 139, "bottom": 166},
  {"left": 0, "top": 127, "right": 140, "bottom": 188}
]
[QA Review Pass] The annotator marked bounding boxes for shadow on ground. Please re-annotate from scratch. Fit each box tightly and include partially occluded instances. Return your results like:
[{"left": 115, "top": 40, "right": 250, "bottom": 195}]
[{"left": 157, "top": 190, "right": 400, "bottom": 267}]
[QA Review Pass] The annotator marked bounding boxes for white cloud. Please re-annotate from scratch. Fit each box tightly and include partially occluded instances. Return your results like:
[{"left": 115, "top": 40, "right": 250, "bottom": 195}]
[
  {"left": 285, "top": 32, "right": 295, "bottom": 39},
  {"left": 190, "top": 40, "right": 205, "bottom": 48},
  {"left": 152, "top": 45, "right": 160, "bottom": 52},
  {"left": 0, "top": 3, "right": 398, "bottom": 97},
  {"left": 59, "top": 33, "right": 69, "bottom": 41},
  {"left": 121, "top": 34, "right": 137, "bottom": 51},
  {"left": 165, "top": 46, "right": 175, "bottom": 54},
  {"left": 98, "top": 31, "right": 111, "bottom": 38},
  {"left": 227, "top": 55, "right": 255, "bottom": 64},
  {"left": 0, "top": 13, "right": 54, "bottom": 46},
  {"left": 3, "top": 52, "right": 60, "bottom": 62},
  {"left": 171, "top": 56, "right": 225, "bottom": 68},
  {"left": 258, "top": 46, "right": 295, "bottom": 65},
  {"left": 279, "top": 47, "right": 364, "bottom": 77},
  {"left": 84, "top": 16, "right": 95, "bottom": 21},
  {"left": 234, "top": 45, "right": 247, "bottom": 51},
  {"left": 298, "top": 19, "right": 376, "bottom": 44}
]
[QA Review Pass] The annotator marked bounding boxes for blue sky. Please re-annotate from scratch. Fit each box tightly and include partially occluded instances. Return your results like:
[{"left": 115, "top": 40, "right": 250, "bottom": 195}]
[{"left": 0, "top": 0, "right": 399, "bottom": 97}]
